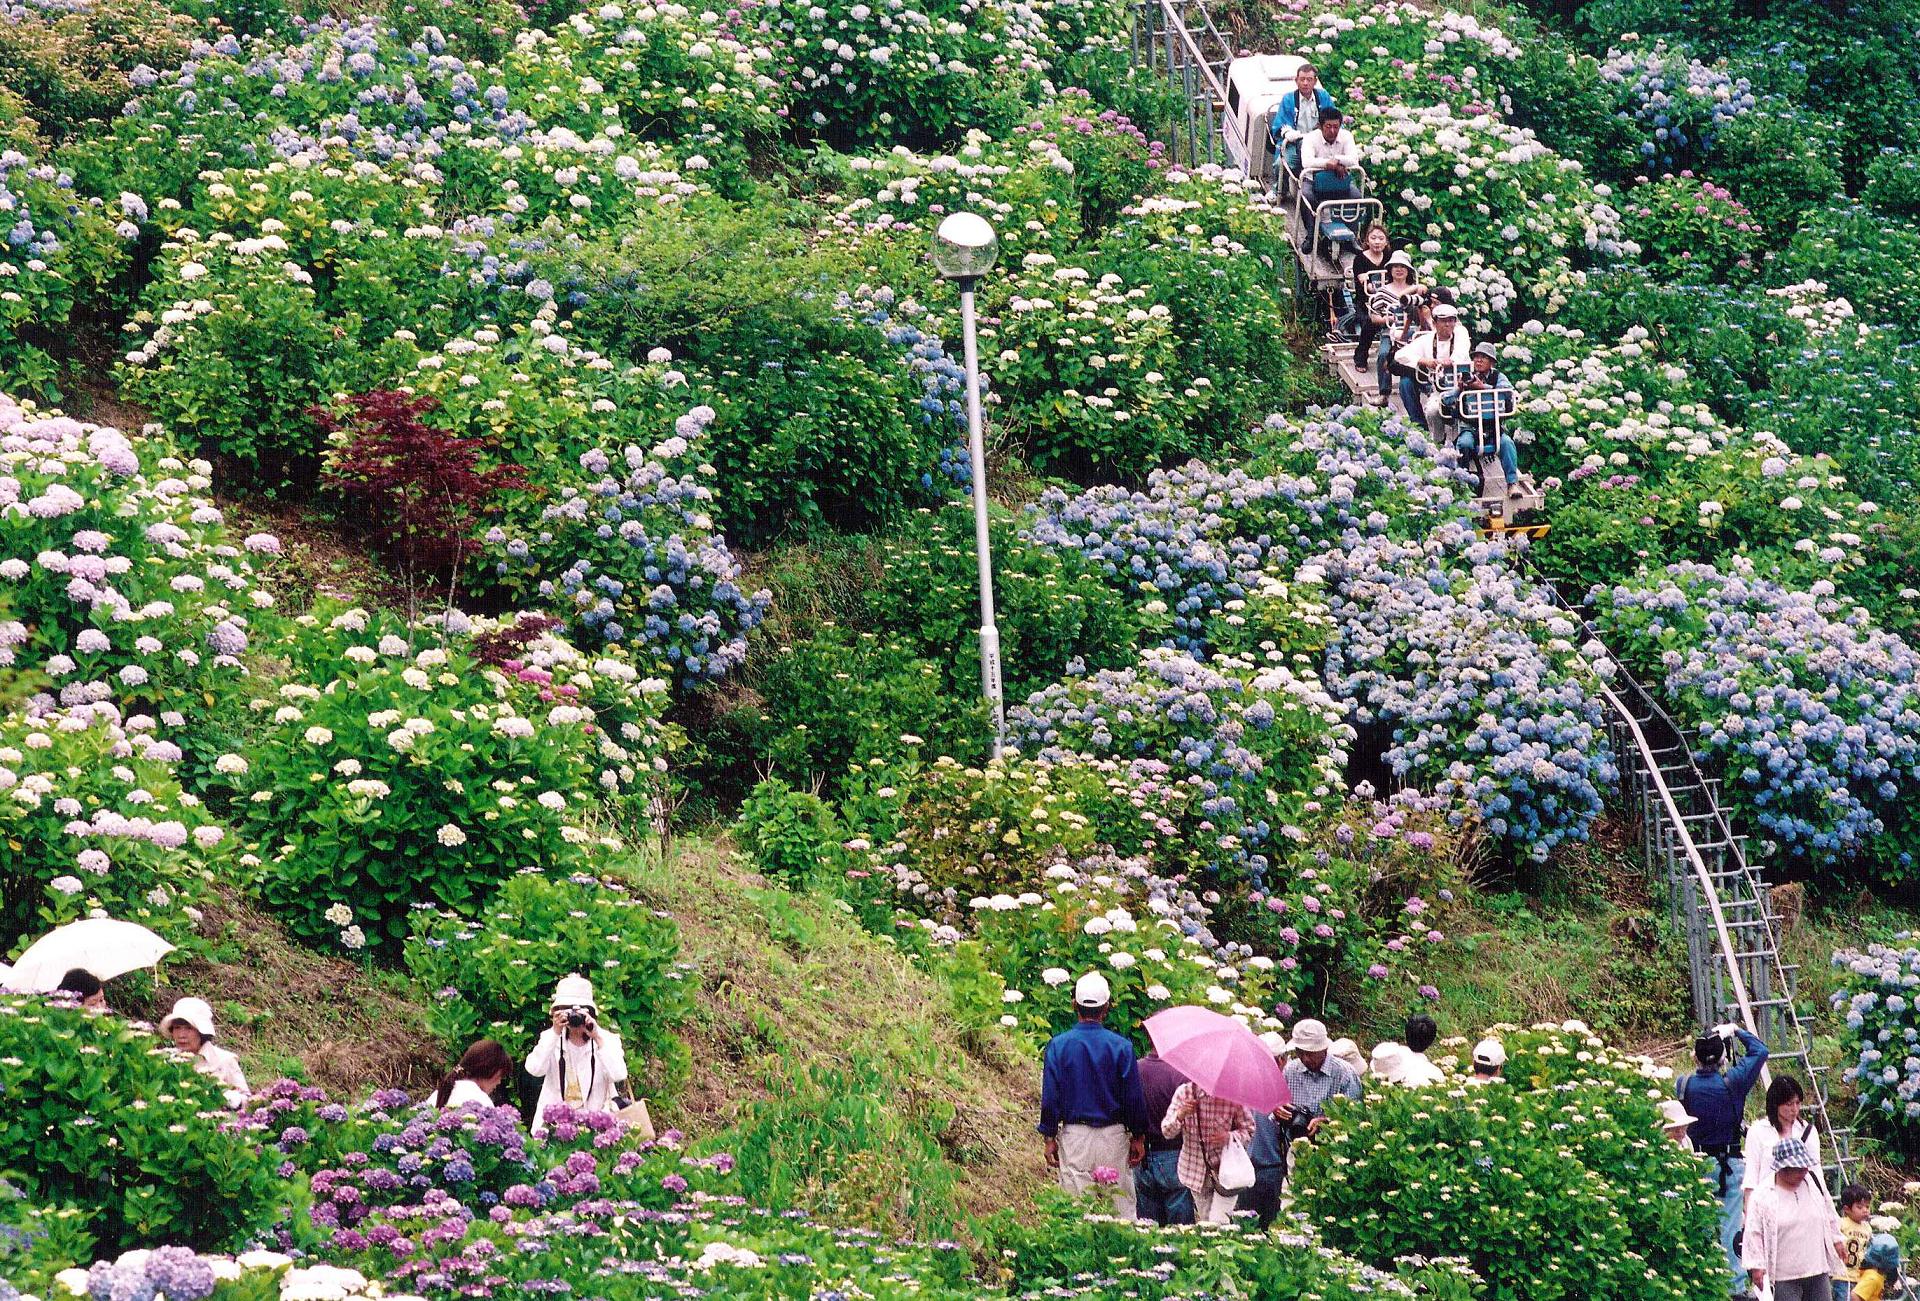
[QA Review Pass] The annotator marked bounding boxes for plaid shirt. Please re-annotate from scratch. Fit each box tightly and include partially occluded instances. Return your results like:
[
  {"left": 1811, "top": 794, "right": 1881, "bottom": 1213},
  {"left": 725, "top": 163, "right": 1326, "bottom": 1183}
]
[
  {"left": 1161, "top": 1083, "right": 1254, "bottom": 1192},
  {"left": 1282, "top": 1058, "right": 1362, "bottom": 1128}
]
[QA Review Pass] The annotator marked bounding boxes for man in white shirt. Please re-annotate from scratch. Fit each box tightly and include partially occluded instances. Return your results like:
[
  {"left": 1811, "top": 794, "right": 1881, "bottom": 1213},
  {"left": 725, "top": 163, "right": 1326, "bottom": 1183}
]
[
  {"left": 1392, "top": 301, "right": 1472, "bottom": 432},
  {"left": 1300, "top": 108, "right": 1359, "bottom": 202},
  {"left": 1399, "top": 1014, "right": 1447, "bottom": 1087}
]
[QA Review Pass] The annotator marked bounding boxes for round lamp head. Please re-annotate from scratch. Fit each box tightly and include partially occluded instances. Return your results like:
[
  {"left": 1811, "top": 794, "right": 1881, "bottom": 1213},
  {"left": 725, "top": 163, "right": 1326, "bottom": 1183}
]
[{"left": 932, "top": 212, "right": 999, "bottom": 282}]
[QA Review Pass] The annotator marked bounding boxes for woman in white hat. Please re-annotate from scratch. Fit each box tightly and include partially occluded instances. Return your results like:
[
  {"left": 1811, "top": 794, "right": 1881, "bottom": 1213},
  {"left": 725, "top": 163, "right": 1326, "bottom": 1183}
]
[
  {"left": 161, "top": 997, "right": 250, "bottom": 1107},
  {"left": 1659, "top": 1098, "right": 1698, "bottom": 1151},
  {"left": 524, "top": 973, "right": 627, "bottom": 1135}
]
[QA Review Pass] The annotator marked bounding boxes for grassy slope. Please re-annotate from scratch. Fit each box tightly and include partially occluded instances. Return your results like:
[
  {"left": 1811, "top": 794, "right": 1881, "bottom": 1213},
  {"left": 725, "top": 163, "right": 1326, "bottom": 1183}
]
[
  {"left": 616, "top": 836, "right": 1048, "bottom": 1235},
  {"left": 1346, "top": 817, "right": 1695, "bottom": 1055},
  {"left": 155, "top": 835, "right": 1048, "bottom": 1237}
]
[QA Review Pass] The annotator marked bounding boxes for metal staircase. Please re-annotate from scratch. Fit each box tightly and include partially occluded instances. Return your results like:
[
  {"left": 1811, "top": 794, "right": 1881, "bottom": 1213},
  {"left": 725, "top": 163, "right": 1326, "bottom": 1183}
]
[
  {"left": 1127, "top": 0, "right": 1858, "bottom": 1196},
  {"left": 1132, "top": 0, "right": 1232, "bottom": 170},
  {"left": 1590, "top": 639, "right": 1857, "bottom": 1193}
]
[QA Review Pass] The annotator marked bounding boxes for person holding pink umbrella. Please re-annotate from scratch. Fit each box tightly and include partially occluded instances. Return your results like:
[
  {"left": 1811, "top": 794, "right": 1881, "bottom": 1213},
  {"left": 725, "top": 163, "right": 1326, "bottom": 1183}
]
[
  {"left": 1161, "top": 1078, "right": 1255, "bottom": 1223},
  {"left": 1141, "top": 1004, "right": 1291, "bottom": 1225}
]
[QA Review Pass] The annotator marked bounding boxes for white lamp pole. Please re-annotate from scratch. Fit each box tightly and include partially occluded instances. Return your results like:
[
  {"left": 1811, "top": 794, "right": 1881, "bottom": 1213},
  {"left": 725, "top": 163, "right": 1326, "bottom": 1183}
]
[{"left": 931, "top": 212, "right": 1006, "bottom": 759}]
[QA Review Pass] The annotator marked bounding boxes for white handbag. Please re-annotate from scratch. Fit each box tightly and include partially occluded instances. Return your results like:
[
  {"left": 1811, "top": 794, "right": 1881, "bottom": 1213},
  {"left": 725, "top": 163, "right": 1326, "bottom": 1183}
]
[{"left": 1216, "top": 1135, "right": 1256, "bottom": 1193}]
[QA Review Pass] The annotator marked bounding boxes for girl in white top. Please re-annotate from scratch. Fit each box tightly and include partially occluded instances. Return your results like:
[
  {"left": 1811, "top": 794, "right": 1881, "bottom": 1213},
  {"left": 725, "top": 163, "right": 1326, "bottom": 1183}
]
[
  {"left": 161, "top": 997, "right": 251, "bottom": 1107},
  {"left": 434, "top": 1039, "right": 513, "bottom": 1112},
  {"left": 1743, "top": 1076, "right": 1821, "bottom": 1201},
  {"left": 525, "top": 973, "right": 627, "bottom": 1135}
]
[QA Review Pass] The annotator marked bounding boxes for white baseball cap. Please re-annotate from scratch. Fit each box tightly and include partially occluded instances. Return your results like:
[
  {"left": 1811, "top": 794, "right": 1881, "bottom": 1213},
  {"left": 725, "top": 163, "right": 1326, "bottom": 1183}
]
[
  {"left": 1259, "top": 1030, "right": 1289, "bottom": 1059},
  {"left": 1073, "top": 972, "right": 1111, "bottom": 1009},
  {"left": 1472, "top": 1038, "right": 1507, "bottom": 1068},
  {"left": 162, "top": 997, "right": 217, "bottom": 1039},
  {"left": 1432, "top": 303, "right": 1460, "bottom": 320}
]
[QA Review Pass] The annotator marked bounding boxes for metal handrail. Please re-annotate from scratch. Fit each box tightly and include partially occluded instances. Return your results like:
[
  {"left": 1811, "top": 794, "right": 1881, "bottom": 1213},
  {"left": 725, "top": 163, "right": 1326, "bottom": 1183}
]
[
  {"left": 1528, "top": 561, "right": 1854, "bottom": 1190},
  {"left": 1130, "top": 0, "right": 1856, "bottom": 1194}
]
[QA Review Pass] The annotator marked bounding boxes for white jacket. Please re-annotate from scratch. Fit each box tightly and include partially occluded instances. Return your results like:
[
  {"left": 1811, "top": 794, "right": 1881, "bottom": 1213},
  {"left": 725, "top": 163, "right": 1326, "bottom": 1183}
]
[
  {"left": 1398, "top": 1051, "right": 1447, "bottom": 1087},
  {"left": 525, "top": 1027, "right": 627, "bottom": 1134},
  {"left": 192, "top": 1043, "right": 251, "bottom": 1108},
  {"left": 1395, "top": 327, "right": 1473, "bottom": 375}
]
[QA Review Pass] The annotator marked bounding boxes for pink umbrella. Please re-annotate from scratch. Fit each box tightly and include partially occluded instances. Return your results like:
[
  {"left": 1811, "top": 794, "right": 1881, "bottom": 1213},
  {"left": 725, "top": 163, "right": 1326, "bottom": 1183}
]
[{"left": 1144, "top": 1005, "right": 1291, "bottom": 1112}]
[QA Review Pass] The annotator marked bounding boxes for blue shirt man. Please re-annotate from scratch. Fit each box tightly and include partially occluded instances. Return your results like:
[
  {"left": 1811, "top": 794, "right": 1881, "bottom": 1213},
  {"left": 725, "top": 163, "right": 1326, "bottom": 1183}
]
[
  {"left": 1678, "top": 1024, "right": 1768, "bottom": 1294},
  {"left": 1270, "top": 65, "right": 1339, "bottom": 176},
  {"left": 1039, "top": 972, "right": 1149, "bottom": 1217}
]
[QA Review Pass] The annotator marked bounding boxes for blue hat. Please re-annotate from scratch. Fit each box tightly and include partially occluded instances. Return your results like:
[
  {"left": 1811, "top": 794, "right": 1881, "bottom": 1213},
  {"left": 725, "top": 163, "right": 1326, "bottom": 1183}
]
[
  {"left": 1863, "top": 1232, "right": 1900, "bottom": 1274},
  {"left": 1770, "top": 1138, "right": 1814, "bottom": 1172}
]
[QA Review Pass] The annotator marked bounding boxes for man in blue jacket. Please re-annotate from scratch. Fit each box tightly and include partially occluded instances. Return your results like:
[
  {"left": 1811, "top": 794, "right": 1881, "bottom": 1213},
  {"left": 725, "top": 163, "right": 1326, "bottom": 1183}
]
[
  {"left": 1039, "top": 972, "right": 1150, "bottom": 1218},
  {"left": 1678, "top": 1022, "right": 1769, "bottom": 1298},
  {"left": 1270, "top": 63, "right": 1339, "bottom": 181}
]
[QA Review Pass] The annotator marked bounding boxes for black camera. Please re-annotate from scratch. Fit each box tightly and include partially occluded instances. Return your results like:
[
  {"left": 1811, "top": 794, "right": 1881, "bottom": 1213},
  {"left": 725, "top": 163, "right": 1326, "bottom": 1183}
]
[{"left": 564, "top": 1007, "right": 589, "bottom": 1029}]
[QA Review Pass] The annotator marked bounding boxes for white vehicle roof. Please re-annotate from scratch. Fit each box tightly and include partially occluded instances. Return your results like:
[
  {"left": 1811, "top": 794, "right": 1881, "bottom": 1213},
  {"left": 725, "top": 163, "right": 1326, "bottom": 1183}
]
[{"left": 1227, "top": 54, "right": 1310, "bottom": 111}]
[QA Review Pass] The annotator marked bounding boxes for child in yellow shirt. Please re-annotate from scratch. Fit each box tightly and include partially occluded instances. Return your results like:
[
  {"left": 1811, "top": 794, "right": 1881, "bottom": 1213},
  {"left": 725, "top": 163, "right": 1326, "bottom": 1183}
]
[
  {"left": 1837, "top": 1185, "right": 1873, "bottom": 1299},
  {"left": 1855, "top": 1231, "right": 1901, "bottom": 1301}
]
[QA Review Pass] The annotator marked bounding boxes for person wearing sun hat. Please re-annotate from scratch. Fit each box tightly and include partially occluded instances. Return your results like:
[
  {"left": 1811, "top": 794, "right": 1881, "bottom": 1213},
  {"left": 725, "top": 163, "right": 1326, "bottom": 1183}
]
[
  {"left": 1742, "top": 1137, "right": 1844, "bottom": 1301},
  {"left": 160, "top": 996, "right": 250, "bottom": 1107},
  {"left": 1239, "top": 1030, "right": 1292, "bottom": 1227},
  {"left": 1278, "top": 1018, "right": 1362, "bottom": 1145},
  {"left": 1658, "top": 1098, "right": 1698, "bottom": 1151},
  {"left": 1038, "top": 972, "right": 1149, "bottom": 1219},
  {"left": 525, "top": 972, "right": 628, "bottom": 1136},
  {"left": 1441, "top": 341, "right": 1522, "bottom": 496},
  {"left": 1362, "top": 249, "right": 1423, "bottom": 396}
]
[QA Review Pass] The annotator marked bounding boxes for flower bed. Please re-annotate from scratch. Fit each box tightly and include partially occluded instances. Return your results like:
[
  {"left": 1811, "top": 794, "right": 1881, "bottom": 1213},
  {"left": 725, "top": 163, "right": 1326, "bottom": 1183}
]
[
  {"left": 1833, "top": 939, "right": 1920, "bottom": 1148},
  {"left": 224, "top": 607, "right": 643, "bottom": 952},
  {"left": 1593, "top": 560, "right": 1920, "bottom": 881},
  {"left": 1297, "top": 1020, "right": 1722, "bottom": 1299}
]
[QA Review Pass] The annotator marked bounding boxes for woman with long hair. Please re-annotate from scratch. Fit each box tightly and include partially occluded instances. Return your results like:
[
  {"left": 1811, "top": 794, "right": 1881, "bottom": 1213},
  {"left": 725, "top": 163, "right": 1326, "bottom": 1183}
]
[
  {"left": 1742, "top": 1075, "right": 1821, "bottom": 1207},
  {"left": 435, "top": 1038, "right": 513, "bottom": 1111}
]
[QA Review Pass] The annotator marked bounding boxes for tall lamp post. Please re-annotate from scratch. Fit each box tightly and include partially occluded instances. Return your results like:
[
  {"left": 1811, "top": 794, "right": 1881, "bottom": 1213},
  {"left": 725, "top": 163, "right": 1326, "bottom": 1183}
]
[{"left": 931, "top": 212, "right": 1006, "bottom": 759}]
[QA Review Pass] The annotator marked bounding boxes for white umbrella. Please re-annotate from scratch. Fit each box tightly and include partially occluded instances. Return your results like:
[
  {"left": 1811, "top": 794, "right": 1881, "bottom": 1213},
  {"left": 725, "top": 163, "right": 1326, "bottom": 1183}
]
[{"left": 7, "top": 918, "right": 175, "bottom": 993}]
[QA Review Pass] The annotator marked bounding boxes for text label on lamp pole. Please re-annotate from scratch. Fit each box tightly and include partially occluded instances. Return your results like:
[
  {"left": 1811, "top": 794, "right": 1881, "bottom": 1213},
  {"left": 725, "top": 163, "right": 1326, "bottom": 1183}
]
[{"left": 931, "top": 212, "right": 1005, "bottom": 759}]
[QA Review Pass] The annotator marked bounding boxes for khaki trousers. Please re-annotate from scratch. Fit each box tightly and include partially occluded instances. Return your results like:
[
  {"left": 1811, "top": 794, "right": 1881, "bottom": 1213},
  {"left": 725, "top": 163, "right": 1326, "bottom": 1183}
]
[{"left": 1056, "top": 1122, "right": 1136, "bottom": 1219}]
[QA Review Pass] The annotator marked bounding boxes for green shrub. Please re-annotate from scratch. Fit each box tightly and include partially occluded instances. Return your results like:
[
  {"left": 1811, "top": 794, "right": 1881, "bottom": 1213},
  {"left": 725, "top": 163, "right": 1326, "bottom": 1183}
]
[
  {"left": 225, "top": 608, "right": 658, "bottom": 954},
  {"left": 1298, "top": 1021, "right": 1722, "bottom": 1299},
  {"left": 0, "top": 997, "right": 282, "bottom": 1254},
  {"left": 734, "top": 780, "right": 846, "bottom": 889},
  {"left": 0, "top": 0, "right": 193, "bottom": 143},
  {"left": 866, "top": 505, "right": 1157, "bottom": 701},
  {"left": 700, "top": 325, "right": 946, "bottom": 543},
  {"left": 403, "top": 872, "right": 693, "bottom": 1085},
  {"left": 1866, "top": 150, "right": 1920, "bottom": 217},
  {"left": 1618, "top": 174, "right": 1761, "bottom": 281},
  {"left": 744, "top": 627, "right": 987, "bottom": 789},
  {"left": 1708, "top": 109, "right": 1842, "bottom": 230},
  {"left": 983, "top": 1188, "right": 1483, "bottom": 1300},
  {"left": 1779, "top": 203, "right": 1920, "bottom": 337},
  {"left": 0, "top": 705, "right": 226, "bottom": 955}
]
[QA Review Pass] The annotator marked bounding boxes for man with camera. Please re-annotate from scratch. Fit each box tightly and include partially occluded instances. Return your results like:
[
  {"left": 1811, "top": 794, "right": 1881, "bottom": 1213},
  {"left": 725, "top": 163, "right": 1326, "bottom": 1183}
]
[
  {"left": 1677, "top": 1021, "right": 1769, "bottom": 1299},
  {"left": 525, "top": 973, "right": 629, "bottom": 1136}
]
